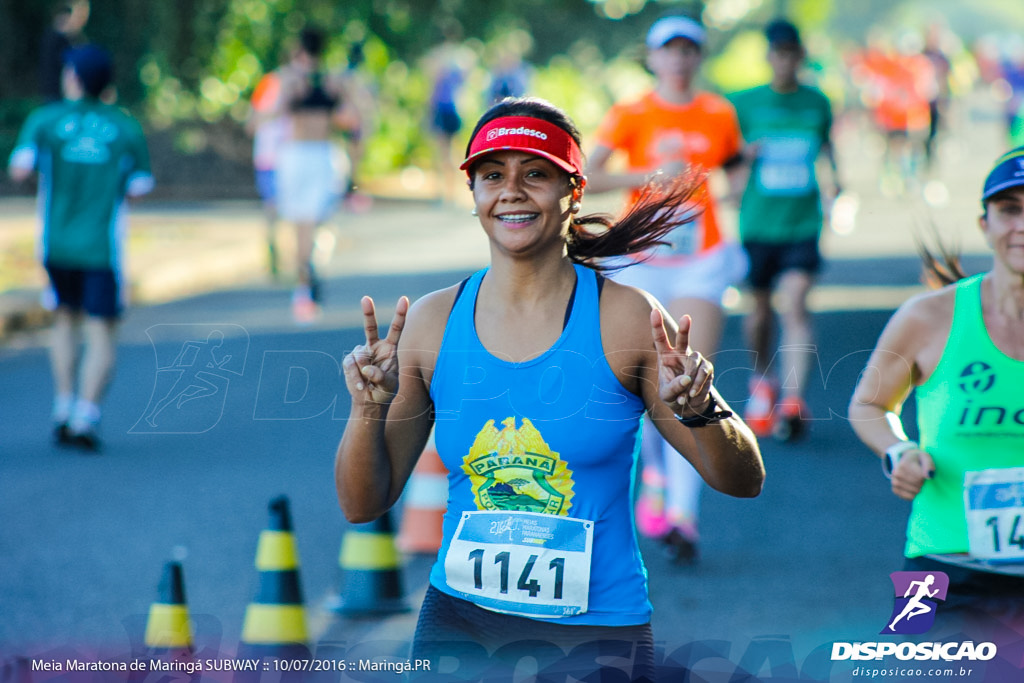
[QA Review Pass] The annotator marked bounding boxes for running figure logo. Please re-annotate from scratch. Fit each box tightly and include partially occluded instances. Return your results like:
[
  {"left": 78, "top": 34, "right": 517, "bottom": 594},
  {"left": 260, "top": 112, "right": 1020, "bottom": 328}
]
[
  {"left": 132, "top": 324, "right": 249, "bottom": 434},
  {"left": 881, "top": 571, "right": 949, "bottom": 635}
]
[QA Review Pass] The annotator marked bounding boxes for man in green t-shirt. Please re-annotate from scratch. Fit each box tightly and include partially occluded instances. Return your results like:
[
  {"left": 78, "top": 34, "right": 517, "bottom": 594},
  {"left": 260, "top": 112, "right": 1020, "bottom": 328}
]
[
  {"left": 8, "top": 45, "right": 153, "bottom": 451},
  {"left": 729, "top": 19, "right": 841, "bottom": 442}
]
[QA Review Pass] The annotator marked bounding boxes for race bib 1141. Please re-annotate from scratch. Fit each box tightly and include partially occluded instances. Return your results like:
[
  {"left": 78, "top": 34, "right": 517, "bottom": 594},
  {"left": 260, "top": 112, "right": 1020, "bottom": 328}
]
[{"left": 444, "top": 510, "right": 594, "bottom": 618}]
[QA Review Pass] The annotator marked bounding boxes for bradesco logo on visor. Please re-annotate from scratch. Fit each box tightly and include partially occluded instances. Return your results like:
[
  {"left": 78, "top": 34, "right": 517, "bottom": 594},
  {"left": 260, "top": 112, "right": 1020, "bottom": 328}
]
[{"left": 485, "top": 126, "right": 549, "bottom": 142}]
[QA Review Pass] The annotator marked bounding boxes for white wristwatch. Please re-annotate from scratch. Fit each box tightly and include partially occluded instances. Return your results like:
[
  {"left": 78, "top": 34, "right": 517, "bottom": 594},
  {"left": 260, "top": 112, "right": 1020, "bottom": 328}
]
[{"left": 882, "top": 440, "right": 919, "bottom": 479}]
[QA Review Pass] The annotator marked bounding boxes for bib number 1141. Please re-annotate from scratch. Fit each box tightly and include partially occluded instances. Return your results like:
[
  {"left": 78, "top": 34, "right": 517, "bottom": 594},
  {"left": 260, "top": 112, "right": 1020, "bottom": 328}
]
[
  {"left": 444, "top": 511, "right": 593, "bottom": 618},
  {"left": 468, "top": 548, "right": 565, "bottom": 599}
]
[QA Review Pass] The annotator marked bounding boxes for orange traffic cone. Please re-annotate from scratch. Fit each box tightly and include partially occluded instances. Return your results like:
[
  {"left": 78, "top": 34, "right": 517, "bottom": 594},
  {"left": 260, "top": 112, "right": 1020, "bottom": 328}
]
[
  {"left": 326, "top": 512, "right": 410, "bottom": 616},
  {"left": 239, "top": 496, "right": 309, "bottom": 658},
  {"left": 397, "top": 430, "right": 448, "bottom": 554},
  {"left": 144, "top": 561, "right": 193, "bottom": 657}
]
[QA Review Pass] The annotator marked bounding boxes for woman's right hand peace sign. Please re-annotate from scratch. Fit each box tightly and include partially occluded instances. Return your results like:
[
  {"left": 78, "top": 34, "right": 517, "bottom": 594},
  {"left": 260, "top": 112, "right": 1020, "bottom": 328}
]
[{"left": 342, "top": 296, "right": 409, "bottom": 406}]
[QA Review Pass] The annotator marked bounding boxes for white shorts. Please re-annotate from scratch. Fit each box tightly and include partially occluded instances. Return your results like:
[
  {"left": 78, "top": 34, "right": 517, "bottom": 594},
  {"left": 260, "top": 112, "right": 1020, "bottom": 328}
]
[
  {"left": 275, "top": 141, "right": 346, "bottom": 222},
  {"left": 609, "top": 243, "right": 749, "bottom": 305}
]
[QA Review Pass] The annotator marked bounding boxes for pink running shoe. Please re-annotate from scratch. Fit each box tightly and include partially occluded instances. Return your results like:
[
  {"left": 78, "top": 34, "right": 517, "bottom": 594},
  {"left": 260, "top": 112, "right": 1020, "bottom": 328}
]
[
  {"left": 635, "top": 493, "right": 671, "bottom": 539},
  {"left": 292, "top": 289, "right": 321, "bottom": 324}
]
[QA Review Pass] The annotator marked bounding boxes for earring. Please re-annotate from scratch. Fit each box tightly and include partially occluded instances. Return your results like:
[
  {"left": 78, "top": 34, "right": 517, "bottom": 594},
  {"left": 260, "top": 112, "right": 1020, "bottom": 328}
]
[
  {"left": 471, "top": 207, "right": 478, "bottom": 216},
  {"left": 571, "top": 201, "right": 581, "bottom": 214}
]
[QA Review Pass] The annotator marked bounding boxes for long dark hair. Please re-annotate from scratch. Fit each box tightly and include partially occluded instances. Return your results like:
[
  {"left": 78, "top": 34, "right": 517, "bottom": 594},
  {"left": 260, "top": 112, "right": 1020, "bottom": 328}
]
[
  {"left": 915, "top": 217, "right": 967, "bottom": 289},
  {"left": 465, "top": 97, "right": 704, "bottom": 272},
  {"left": 917, "top": 240, "right": 967, "bottom": 289}
]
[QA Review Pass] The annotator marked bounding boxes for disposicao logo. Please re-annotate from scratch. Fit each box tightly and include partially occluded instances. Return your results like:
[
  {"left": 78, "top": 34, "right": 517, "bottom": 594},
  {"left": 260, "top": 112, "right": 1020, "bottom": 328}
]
[
  {"left": 830, "top": 570, "right": 997, "bottom": 663},
  {"left": 882, "top": 571, "right": 948, "bottom": 635}
]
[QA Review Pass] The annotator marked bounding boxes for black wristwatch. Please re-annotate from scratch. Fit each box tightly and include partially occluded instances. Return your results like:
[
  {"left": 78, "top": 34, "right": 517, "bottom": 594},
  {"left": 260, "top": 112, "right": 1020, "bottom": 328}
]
[{"left": 675, "top": 393, "right": 733, "bottom": 428}]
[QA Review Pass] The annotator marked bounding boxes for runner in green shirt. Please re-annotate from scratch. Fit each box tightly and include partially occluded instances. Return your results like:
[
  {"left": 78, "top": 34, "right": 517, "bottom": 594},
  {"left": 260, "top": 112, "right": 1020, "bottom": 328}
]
[
  {"left": 8, "top": 45, "right": 153, "bottom": 451},
  {"left": 729, "top": 19, "right": 841, "bottom": 442}
]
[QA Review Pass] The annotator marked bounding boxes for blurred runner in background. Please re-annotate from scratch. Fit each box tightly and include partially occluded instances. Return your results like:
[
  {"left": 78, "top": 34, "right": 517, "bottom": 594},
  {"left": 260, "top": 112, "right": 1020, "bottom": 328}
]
[
  {"left": 9, "top": 45, "right": 153, "bottom": 451},
  {"left": 269, "top": 27, "right": 360, "bottom": 323},
  {"left": 730, "top": 19, "right": 841, "bottom": 442},
  {"left": 849, "top": 31, "right": 934, "bottom": 195},
  {"left": 999, "top": 44, "right": 1024, "bottom": 145},
  {"left": 586, "top": 14, "right": 748, "bottom": 565},
  {"left": 39, "top": 0, "right": 90, "bottom": 102},
  {"left": 921, "top": 23, "right": 953, "bottom": 169},
  {"left": 486, "top": 42, "right": 531, "bottom": 105},
  {"left": 424, "top": 21, "right": 472, "bottom": 205},
  {"left": 247, "top": 62, "right": 289, "bottom": 278}
]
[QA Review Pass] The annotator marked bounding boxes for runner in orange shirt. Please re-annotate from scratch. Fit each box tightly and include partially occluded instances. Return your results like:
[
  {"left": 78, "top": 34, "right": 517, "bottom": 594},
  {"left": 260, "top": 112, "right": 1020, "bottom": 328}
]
[
  {"left": 586, "top": 14, "right": 748, "bottom": 564},
  {"left": 851, "top": 40, "right": 932, "bottom": 192}
]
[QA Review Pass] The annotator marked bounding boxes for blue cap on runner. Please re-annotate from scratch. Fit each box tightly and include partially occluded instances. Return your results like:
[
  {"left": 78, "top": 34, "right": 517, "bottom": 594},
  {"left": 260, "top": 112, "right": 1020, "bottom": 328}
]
[
  {"left": 765, "top": 19, "right": 802, "bottom": 48},
  {"left": 981, "top": 146, "right": 1024, "bottom": 206},
  {"left": 64, "top": 45, "right": 113, "bottom": 97},
  {"left": 646, "top": 16, "right": 705, "bottom": 49}
]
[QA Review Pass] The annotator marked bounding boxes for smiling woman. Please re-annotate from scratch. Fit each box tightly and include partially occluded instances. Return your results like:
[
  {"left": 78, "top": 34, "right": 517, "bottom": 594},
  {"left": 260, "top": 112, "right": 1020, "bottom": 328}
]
[
  {"left": 849, "top": 146, "right": 1024, "bottom": 634},
  {"left": 333, "top": 96, "right": 764, "bottom": 681}
]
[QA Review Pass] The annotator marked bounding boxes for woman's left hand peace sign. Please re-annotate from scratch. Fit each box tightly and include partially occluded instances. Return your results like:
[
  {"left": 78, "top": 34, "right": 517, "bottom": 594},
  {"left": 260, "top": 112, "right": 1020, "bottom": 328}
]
[{"left": 651, "top": 310, "right": 714, "bottom": 417}]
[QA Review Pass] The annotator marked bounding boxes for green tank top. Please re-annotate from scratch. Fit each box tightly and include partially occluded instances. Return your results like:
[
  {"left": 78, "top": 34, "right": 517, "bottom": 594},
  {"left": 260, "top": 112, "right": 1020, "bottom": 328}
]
[{"left": 908, "top": 274, "right": 1024, "bottom": 557}]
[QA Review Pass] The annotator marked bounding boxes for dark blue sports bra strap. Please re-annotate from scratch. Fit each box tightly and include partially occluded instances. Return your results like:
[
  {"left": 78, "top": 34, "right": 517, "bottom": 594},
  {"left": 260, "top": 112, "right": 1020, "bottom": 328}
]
[
  {"left": 562, "top": 273, "right": 580, "bottom": 330},
  {"left": 451, "top": 270, "right": 592, "bottom": 331},
  {"left": 449, "top": 277, "right": 471, "bottom": 320}
]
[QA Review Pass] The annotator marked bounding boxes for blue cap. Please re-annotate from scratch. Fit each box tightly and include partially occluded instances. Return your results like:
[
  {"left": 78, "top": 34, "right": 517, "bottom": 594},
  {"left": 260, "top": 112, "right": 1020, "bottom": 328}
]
[
  {"left": 765, "top": 19, "right": 802, "bottom": 48},
  {"left": 982, "top": 147, "right": 1024, "bottom": 205},
  {"left": 646, "top": 16, "right": 706, "bottom": 49},
  {"left": 64, "top": 45, "right": 113, "bottom": 97}
]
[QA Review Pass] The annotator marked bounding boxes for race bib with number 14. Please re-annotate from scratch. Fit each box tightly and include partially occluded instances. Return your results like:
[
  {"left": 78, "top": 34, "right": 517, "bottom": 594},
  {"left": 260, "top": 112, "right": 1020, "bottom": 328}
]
[{"left": 965, "top": 467, "right": 1024, "bottom": 563}]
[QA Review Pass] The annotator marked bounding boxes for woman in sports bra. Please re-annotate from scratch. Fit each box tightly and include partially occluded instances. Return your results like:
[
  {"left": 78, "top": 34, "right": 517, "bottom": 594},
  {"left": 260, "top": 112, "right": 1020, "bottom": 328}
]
[
  {"left": 272, "top": 27, "right": 359, "bottom": 323},
  {"left": 334, "top": 97, "right": 764, "bottom": 680},
  {"left": 850, "top": 147, "right": 1024, "bottom": 635}
]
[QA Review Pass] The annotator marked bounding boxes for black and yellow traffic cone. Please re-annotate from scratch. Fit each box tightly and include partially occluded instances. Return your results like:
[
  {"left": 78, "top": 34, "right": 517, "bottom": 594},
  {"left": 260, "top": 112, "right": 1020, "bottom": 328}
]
[
  {"left": 136, "top": 560, "right": 196, "bottom": 682},
  {"left": 239, "top": 496, "right": 309, "bottom": 657},
  {"left": 145, "top": 561, "right": 193, "bottom": 655},
  {"left": 326, "top": 512, "right": 410, "bottom": 616}
]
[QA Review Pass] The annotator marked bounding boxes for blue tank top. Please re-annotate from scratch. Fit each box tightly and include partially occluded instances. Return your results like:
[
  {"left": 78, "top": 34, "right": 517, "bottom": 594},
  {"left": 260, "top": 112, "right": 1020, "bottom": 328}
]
[{"left": 427, "top": 264, "right": 650, "bottom": 625}]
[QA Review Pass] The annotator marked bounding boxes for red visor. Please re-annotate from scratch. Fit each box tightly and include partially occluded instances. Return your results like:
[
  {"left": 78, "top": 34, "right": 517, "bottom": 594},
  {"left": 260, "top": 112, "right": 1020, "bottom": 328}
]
[{"left": 460, "top": 116, "right": 584, "bottom": 176}]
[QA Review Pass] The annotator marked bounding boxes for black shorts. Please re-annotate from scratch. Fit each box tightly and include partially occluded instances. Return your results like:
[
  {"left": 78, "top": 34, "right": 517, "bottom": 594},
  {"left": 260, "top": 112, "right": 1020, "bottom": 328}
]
[
  {"left": 432, "top": 104, "right": 462, "bottom": 136},
  {"left": 45, "top": 263, "right": 121, "bottom": 319},
  {"left": 903, "top": 556, "right": 1024, "bottom": 603},
  {"left": 410, "top": 585, "right": 655, "bottom": 682},
  {"left": 902, "top": 556, "right": 1024, "bottom": 641},
  {"left": 742, "top": 238, "right": 821, "bottom": 291}
]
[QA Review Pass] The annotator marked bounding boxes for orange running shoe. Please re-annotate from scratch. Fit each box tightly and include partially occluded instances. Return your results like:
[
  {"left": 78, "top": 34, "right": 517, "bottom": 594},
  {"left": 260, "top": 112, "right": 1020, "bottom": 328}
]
[
  {"left": 773, "top": 396, "right": 810, "bottom": 442},
  {"left": 744, "top": 376, "right": 777, "bottom": 437}
]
